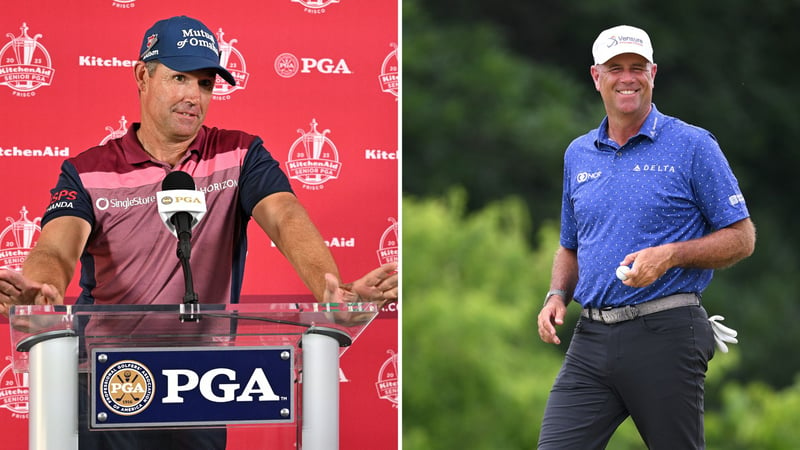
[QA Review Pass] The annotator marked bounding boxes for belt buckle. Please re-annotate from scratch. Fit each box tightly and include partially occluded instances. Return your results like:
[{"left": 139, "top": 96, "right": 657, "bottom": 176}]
[
  {"left": 600, "top": 305, "right": 639, "bottom": 323},
  {"left": 599, "top": 306, "right": 614, "bottom": 323}
]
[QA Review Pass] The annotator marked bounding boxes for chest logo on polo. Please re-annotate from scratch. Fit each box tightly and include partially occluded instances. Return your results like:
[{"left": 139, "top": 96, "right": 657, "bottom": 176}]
[
  {"left": 576, "top": 171, "right": 602, "bottom": 183},
  {"left": 633, "top": 164, "right": 675, "bottom": 173}
]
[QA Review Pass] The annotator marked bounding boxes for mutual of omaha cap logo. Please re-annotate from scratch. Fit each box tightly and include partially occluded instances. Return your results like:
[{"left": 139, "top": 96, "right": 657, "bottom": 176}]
[
  {"left": 99, "top": 360, "right": 155, "bottom": 416},
  {"left": 138, "top": 15, "right": 235, "bottom": 86},
  {"left": 592, "top": 25, "right": 654, "bottom": 65}
]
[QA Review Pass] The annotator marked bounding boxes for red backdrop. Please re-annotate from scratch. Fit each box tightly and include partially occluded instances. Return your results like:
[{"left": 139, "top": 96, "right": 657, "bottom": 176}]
[{"left": 0, "top": 1, "right": 399, "bottom": 448}]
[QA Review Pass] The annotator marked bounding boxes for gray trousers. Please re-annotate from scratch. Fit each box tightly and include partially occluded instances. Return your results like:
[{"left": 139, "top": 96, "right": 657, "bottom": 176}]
[{"left": 538, "top": 305, "right": 715, "bottom": 450}]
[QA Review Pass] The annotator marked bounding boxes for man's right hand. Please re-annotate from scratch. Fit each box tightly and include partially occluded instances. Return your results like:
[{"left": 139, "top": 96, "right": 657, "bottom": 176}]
[
  {"left": 537, "top": 297, "right": 568, "bottom": 345},
  {"left": 0, "top": 269, "right": 61, "bottom": 317}
]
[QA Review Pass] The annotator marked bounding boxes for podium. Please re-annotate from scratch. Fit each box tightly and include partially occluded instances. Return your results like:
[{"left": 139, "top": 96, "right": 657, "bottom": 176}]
[{"left": 8, "top": 302, "right": 379, "bottom": 450}]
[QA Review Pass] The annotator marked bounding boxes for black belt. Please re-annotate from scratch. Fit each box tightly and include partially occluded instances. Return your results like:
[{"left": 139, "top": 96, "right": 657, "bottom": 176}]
[{"left": 581, "top": 293, "right": 700, "bottom": 324}]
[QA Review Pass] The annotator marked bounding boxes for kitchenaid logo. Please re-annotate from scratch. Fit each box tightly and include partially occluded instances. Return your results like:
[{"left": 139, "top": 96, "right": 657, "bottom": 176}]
[
  {"left": 0, "top": 145, "right": 69, "bottom": 157},
  {"left": 78, "top": 55, "right": 137, "bottom": 67},
  {"left": 364, "top": 149, "right": 398, "bottom": 160}
]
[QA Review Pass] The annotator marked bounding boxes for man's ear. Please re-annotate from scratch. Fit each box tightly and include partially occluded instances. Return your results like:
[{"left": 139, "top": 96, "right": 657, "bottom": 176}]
[
  {"left": 133, "top": 61, "right": 148, "bottom": 91},
  {"left": 590, "top": 65, "right": 601, "bottom": 92}
]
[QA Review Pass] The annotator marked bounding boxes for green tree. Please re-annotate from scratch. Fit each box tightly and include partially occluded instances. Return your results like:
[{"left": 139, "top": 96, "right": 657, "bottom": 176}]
[
  {"left": 402, "top": 0, "right": 600, "bottom": 229},
  {"left": 402, "top": 193, "right": 800, "bottom": 449},
  {"left": 403, "top": 192, "right": 649, "bottom": 449}
]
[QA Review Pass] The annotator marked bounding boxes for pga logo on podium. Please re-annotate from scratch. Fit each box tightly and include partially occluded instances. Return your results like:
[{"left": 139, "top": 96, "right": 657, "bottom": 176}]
[{"left": 92, "top": 347, "right": 294, "bottom": 428}]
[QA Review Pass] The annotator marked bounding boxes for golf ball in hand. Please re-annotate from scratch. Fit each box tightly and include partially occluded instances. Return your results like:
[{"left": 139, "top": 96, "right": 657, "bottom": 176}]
[{"left": 616, "top": 265, "right": 631, "bottom": 281}]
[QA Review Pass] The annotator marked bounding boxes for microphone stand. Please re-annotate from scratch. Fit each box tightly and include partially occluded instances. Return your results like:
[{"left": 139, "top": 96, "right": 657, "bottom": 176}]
[{"left": 176, "top": 228, "right": 200, "bottom": 322}]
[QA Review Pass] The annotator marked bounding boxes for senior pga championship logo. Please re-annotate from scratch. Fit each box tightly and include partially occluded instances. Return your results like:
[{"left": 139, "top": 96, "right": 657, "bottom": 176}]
[
  {"left": 0, "top": 357, "right": 29, "bottom": 420},
  {"left": 1, "top": 207, "right": 41, "bottom": 272},
  {"left": 378, "top": 43, "right": 398, "bottom": 98},
  {"left": 100, "top": 116, "right": 130, "bottom": 145},
  {"left": 286, "top": 119, "right": 342, "bottom": 190},
  {"left": 377, "top": 218, "right": 398, "bottom": 266},
  {"left": 375, "top": 350, "right": 398, "bottom": 408},
  {"left": 0, "top": 23, "right": 55, "bottom": 97},
  {"left": 212, "top": 28, "right": 249, "bottom": 100}
]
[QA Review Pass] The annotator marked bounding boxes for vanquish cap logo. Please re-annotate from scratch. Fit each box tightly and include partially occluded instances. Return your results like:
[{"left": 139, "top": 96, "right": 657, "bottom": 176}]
[{"left": 99, "top": 360, "right": 155, "bottom": 416}]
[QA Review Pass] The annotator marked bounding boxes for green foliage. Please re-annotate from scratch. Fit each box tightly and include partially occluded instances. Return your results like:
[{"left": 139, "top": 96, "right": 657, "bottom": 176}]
[
  {"left": 705, "top": 378, "right": 800, "bottom": 449},
  {"left": 402, "top": 193, "right": 800, "bottom": 449},
  {"left": 402, "top": 191, "right": 564, "bottom": 449},
  {"left": 402, "top": 0, "right": 602, "bottom": 226}
]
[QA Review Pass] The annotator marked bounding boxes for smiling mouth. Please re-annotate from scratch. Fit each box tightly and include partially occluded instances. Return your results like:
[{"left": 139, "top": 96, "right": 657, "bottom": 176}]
[{"left": 617, "top": 89, "right": 638, "bottom": 95}]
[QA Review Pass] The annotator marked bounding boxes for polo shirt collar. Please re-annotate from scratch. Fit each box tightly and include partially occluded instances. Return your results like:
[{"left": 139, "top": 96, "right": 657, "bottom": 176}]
[
  {"left": 121, "top": 123, "right": 206, "bottom": 164},
  {"left": 595, "top": 103, "right": 664, "bottom": 148}
]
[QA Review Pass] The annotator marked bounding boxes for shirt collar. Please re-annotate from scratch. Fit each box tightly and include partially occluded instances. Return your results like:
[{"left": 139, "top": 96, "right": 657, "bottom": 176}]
[
  {"left": 595, "top": 103, "right": 663, "bottom": 149},
  {"left": 121, "top": 123, "right": 205, "bottom": 165}
]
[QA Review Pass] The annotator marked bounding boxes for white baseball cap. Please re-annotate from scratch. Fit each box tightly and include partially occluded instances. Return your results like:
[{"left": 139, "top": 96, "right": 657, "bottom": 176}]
[{"left": 592, "top": 25, "right": 654, "bottom": 65}]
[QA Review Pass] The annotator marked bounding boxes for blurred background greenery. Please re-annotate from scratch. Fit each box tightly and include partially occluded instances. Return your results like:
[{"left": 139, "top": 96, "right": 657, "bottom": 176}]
[{"left": 401, "top": 0, "right": 800, "bottom": 448}]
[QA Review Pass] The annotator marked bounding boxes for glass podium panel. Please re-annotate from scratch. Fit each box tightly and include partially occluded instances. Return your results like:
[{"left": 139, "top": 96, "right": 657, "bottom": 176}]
[{"left": 8, "top": 302, "right": 378, "bottom": 450}]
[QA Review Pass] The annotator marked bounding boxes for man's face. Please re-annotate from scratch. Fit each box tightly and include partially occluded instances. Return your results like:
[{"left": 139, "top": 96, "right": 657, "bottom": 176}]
[
  {"left": 137, "top": 62, "right": 217, "bottom": 142},
  {"left": 591, "top": 53, "right": 657, "bottom": 117}
]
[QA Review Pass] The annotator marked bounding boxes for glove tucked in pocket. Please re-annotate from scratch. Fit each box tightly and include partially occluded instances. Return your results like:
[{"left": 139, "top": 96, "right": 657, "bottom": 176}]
[{"left": 708, "top": 315, "right": 738, "bottom": 353}]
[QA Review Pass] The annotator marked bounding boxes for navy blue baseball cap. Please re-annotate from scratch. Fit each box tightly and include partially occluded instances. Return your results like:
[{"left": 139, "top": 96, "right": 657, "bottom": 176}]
[{"left": 139, "top": 16, "right": 235, "bottom": 86}]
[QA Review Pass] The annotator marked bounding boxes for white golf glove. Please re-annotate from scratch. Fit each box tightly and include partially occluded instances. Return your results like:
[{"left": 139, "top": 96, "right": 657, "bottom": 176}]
[{"left": 708, "top": 315, "right": 738, "bottom": 353}]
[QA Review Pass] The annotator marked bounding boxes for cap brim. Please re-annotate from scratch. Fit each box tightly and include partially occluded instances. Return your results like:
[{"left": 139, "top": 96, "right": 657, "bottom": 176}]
[{"left": 158, "top": 56, "right": 236, "bottom": 86}]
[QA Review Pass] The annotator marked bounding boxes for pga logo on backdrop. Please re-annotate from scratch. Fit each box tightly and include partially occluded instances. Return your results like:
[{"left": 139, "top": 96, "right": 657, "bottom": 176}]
[{"left": 274, "top": 53, "right": 352, "bottom": 78}]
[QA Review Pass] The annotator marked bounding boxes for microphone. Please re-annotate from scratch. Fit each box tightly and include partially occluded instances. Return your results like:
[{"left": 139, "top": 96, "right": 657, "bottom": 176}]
[
  {"left": 157, "top": 171, "right": 206, "bottom": 240},
  {"left": 156, "top": 171, "right": 206, "bottom": 321}
]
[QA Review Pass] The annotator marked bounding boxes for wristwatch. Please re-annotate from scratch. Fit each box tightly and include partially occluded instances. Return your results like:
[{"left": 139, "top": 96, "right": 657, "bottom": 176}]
[{"left": 543, "top": 289, "right": 568, "bottom": 307}]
